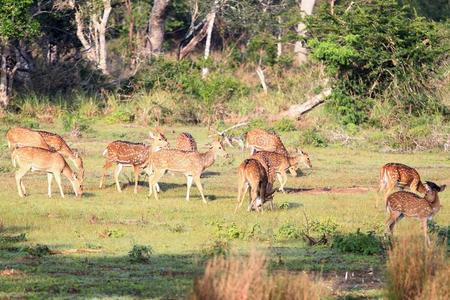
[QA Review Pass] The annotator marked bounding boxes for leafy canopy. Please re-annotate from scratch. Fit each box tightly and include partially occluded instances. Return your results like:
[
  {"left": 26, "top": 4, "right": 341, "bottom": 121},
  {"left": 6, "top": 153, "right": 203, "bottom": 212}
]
[
  {"left": 307, "top": 0, "right": 447, "bottom": 125},
  {"left": 0, "top": 0, "right": 39, "bottom": 41}
]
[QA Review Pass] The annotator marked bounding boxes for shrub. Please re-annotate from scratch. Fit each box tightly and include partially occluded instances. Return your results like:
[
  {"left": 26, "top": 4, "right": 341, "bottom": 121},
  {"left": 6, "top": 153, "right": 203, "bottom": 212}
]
[
  {"left": 26, "top": 244, "right": 51, "bottom": 257},
  {"left": 308, "top": 0, "right": 448, "bottom": 125},
  {"left": 192, "top": 251, "right": 327, "bottom": 300},
  {"left": 128, "top": 245, "right": 153, "bottom": 263},
  {"left": 60, "top": 113, "right": 91, "bottom": 133},
  {"left": 310, "top": 218, "right": 339, "bottom": 236},
  {"left": 201, "top": 239, "right": 230, "bottom": 257},
  {"left": 386, "top": 235, "right": 449, "bottom": 300},
  {"left": 299, "top": 128, "right": 328, "bottom": 147},
  {"left": 274, "top": 118, "right": 296, "bottom": 132},
  {"left": 275, "top": 223, "right": 301, "bottom": 241},
  {"left": 332, "top": 229, "right": 383, "bottom": 255}
]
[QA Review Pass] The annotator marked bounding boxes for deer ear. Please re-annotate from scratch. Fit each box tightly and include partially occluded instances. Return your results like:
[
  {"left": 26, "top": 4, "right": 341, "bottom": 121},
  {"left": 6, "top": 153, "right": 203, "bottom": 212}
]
[{"left": 440, "top": 185, "right": 446, "bottom": 192}]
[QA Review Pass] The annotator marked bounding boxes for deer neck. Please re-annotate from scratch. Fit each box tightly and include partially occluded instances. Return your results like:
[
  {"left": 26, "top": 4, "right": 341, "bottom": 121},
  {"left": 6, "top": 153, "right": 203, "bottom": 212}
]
[
  {"left": 417, "top": 181, "right": 427, "bottom": 194},
  {"left": 62, "top": 164, "right": 75, "bottom": 182},
  {"left": 200, "top": 149, "right": 216, "bottom": 170}
]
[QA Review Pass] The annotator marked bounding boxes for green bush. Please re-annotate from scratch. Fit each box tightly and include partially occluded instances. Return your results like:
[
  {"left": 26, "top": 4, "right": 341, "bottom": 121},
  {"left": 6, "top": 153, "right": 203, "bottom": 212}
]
[
  {"left": 128, "top": 245, "right": 153, "bottom": 263},
  {"left": 300, "top": 128, "right": 328, "bottom": 147},
  {"left": 274, "top": 118, "right": 296, "bottom": 132},
  {"left": 61, "top": 113, "right": 91, "bottom": 133},
  {"left": 332, "top": 229, "right": 383, "bottom": 255},
  {"left": 308, "top": 0, "right": 448, "bottom": 125},
  {"left": 275, "top": 223, "right": 301, "bottom": 241},
  {"left": 26, "top": 244, "right": 51, "bottom": 257},
  {"left": 202, "top": 239, "right": 230, "bottom": 257}
]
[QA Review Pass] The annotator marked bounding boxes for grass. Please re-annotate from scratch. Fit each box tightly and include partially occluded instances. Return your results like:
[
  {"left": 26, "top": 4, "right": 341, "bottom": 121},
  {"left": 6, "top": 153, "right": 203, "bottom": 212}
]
[{"left": 0, "top": 122, "right": 449, "bottom": 298}]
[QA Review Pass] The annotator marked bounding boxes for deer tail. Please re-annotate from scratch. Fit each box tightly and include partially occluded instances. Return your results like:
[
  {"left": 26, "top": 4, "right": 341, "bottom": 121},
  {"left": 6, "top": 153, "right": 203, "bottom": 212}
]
[{"left": 102, "top": 148, "right": 108, "bottom": 157}]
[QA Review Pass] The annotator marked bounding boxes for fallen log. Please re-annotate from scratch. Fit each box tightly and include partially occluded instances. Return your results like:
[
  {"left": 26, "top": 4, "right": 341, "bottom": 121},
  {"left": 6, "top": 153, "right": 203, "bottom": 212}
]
[{"left": 273, "top": 87, "right": 331, "bottom": 120}]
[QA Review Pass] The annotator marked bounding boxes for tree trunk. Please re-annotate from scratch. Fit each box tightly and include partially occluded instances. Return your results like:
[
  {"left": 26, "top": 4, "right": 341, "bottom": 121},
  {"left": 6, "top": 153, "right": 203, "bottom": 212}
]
[
  {"left": 201, "top": 4, "right": 218, "bottom": 78},
  {"left": 124, "top": 0, "right": 135, "bottom": 51},
  {"left": 256, "top": 66, "right": 268, "bottom": 94},
  {"left": 72, "top": 0, "right": 111, "bottom": 75},
  {"left": 144, "top": 0, "right": 171, "bottom": 57},
  {"left": 294, "top": 0, "right": 316, "bottom": 65},
  {"left": 0, "top": 43, "right": 18, "bottom": 110}
]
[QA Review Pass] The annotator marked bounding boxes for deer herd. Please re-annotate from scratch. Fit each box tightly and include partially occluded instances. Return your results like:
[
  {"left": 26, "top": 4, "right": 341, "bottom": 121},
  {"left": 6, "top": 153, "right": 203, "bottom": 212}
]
[{"left": 4, "top": 126, "right": 446, "bottom": 244}]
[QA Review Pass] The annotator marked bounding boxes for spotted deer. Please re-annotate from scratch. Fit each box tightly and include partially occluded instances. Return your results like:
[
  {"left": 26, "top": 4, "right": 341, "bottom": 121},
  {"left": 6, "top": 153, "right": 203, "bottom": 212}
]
[
  {"left": 145, "top": 141, "right": 228, "bottom": 203},
  {"left": 385, "top": 181, "right": 445, "bottom": 245},
  {"left": 11, "top": 147, "right": 83, "bottom": 198},
  {"left": 251, "top": 150, "right": 312, "bottom": 193},
  {"left": 378, "top": 163, "right": 426, "bottom": 207},
  {"left": 244, "top": 128, "right": 288, "bottom": 155},
  {"left": 6, "top": 127, "right": 84, "bottom": 182},
  {"left": 236, "top": 159, "right": 275, "bottom": 212},
  {"left": 99, "top": 131, "right": 169, "bottom": 193},
  {"left": 176, "top": 132, "right": 198, "bottom": 152}
]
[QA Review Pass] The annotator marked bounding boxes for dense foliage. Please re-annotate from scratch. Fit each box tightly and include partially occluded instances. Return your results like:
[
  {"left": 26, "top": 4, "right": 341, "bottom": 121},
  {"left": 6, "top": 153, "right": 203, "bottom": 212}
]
[{"left": 307, "top": 0, "right": 448, "bottom": 125}]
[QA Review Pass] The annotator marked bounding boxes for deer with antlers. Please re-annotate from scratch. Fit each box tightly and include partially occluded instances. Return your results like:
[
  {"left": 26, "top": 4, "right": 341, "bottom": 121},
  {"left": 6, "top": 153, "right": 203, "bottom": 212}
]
[
  {"left": 6, "top": 127, "right": 84, "bottom": 182},
  {"left": 99, "top": 130, "right": 169, "bottom": 193},
  {"left": 385, "top": 181, "right": 445, "bottom": 245},
  {"left": 236, "top": 158, "right": 275, "bottom": 212},
  {"left": 251, "top": 150, "right": 312, "bottom": 193},
  {"left": 176, "top": 132, "right": 198, "bottom": 152},
  {"left": 378, "top": 163, "right": 427, "bottom": 207},
  {"left": 11, "top": 147, "right": 83, "bottom": 198},
  {"left": 145, "top": 140, "right": 228, "bottom": 203}
]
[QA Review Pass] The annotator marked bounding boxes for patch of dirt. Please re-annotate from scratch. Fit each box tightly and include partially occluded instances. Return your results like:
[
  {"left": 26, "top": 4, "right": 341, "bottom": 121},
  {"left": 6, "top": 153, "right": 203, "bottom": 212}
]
[
  {"left": 285, "top": 186, "right": 371, "bottom": 194},
  {"left": 0, "top": 268, "right": 24, "bottom": 277}
]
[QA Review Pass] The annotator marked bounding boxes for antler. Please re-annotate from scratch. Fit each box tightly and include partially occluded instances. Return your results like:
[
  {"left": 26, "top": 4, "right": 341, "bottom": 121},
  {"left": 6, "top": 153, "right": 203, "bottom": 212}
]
[{"left": 208, "top": 122, "right": 249, "bottom": 138}]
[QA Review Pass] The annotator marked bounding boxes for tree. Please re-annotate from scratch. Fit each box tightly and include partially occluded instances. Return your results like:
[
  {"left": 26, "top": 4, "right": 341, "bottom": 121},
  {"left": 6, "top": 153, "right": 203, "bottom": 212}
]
[
  {"left": 0, "top": 0, "right": 39, "bottom": 109},
  {"left": 59, "top": 0, "right": 112, "bottom": 76},
  {"left": 143, "top": 0, "right": 171, "bottom": 57},
  {"left": 294, "top": 0, "right": 316, "bottom": 65}
]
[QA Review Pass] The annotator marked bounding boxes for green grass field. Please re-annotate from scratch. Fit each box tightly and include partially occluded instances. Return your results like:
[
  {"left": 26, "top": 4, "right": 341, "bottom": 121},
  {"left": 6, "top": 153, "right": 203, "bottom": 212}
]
[{"left": 0, "top": 124, "right": 449, "bottom": 299}]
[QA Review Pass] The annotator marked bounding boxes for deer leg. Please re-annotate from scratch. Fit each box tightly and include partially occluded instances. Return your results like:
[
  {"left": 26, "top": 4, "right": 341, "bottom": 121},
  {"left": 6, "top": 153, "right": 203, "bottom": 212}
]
[
  {"left": 99, "top": 160, "right": 113, "bottom": 188},
  {"left": 186, "top": 175, "right": 193, "bottom": 201},
  {"left": 385, "top": 211, "right": 402, "bottom": 235},
  {"left": 421, "top": 218, "right": 431, "bottom": 246},
  {"left": 193, "top": 175, "right": 207, "bottom": 204},
  {"left": 47, "top": 173, "right": 53, "bottom": 198},
  {"left": 150, "top": 169, "right": 165, "bottom": 200},
  {"left": 235, "top": 178, "right": 248, "bottom": 212},
  {"left": 20, "top": 177, "right": 27, "bottom": 196},
  {"left": 133, "top": 165, "right": 140, "bottom": 194},
  {"left": 15, "top": 168, "right": 29, "bottom": 197},
  {"left": 113, "top": 164, "right": 123, "bottom": 192},
  {"left": 248, "top": 185, "right": 259, "bottom": 212},
  {"left": 54, "top": 173, "right": 65, "bottom": 198}
]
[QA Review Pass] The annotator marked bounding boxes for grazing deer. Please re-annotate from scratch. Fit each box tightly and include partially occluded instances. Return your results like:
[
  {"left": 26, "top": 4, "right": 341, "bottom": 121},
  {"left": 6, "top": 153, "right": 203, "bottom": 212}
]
[
  {"left": 378, "top": 163, "right": 426, "bottom": 207},
  {"left": 251, "top": 150, "right": 312, "bottom": 193},
  {"left": 6, "top": 127, "right": 84, "bottom": 182},
  {"left": 11, "top": 147, "right": 83, "bottom": 198},
  {"left": 236, "top": 159, "right": 275, "bottom": 212},
  {"left": 385, "top": 181, "right": 445, "bottom": 245},
  {"left": 176, "top": 132, "right": 198, "bottom": 152},
  {"left": 244, "top": 128, "right": 288, "bottom": 155},
  {"left": 145, "top": 141, "right": 228, "bottom": 203},
  {"left": 99, "top": 131, "right": 169, "bottom": 193}
]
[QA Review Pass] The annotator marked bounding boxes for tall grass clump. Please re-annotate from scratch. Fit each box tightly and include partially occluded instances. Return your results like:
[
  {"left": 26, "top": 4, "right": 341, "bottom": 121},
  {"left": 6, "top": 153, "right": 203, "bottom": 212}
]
[
  {"left": 386, "top": 235, "right": 449, "bottom": 300},
  {"left": 191, "top": 251, "right": 327, "bottom": 300}
]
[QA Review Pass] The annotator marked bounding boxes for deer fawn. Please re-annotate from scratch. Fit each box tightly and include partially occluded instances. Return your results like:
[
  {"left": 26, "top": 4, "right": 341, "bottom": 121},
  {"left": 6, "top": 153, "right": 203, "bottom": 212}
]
[
  {"left": 385, "top": 181, "right": 445, "bottom": 245},
  {"left": 11, "top": 147, "right": 83, "bottom": 198},
  {"left": 145, "top": 141, "right": 228, "bottom": 203},
  {"left": 6, "top": 127, "right": 84, "bottom": 182},
  {"left": 251, "top": 150, "right": 312, "bottom": 193},
  {"left": 99, "top": 131, "right": 169, "bottom": 193},
  {"left": 236, "top": 159, "right": 275, "bottom": 212},
  {"left": 378, "top": 163, "right": 426, "bottom": 207},
  {"left": 244, "top": 128, "right": 288, "bottom": 155},
  {"left": 176, "top": 132, "right": 198, "bottom": 152}
]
